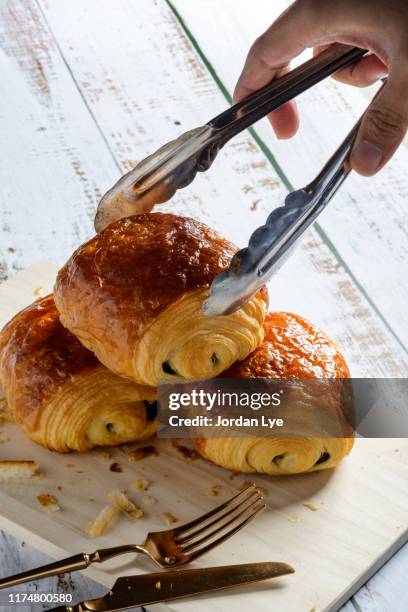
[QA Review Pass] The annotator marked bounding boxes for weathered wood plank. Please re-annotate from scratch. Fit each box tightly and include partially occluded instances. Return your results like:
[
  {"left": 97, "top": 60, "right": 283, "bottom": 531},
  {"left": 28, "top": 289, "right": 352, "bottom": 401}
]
[
  {"left": 172, "top": 0, "right": 408, "bottom": 349},
  {"left": 0, "top": 531, "right": 107, "bottom": 608},
  {"left": 35, "top": 0, "right": 407, "bottom": 377},
  {"left": 0, "top": 0, "right": 121, "bottom": 279},
  {"left": 352, "top": 543, "right": 408, "bottom": 612}
]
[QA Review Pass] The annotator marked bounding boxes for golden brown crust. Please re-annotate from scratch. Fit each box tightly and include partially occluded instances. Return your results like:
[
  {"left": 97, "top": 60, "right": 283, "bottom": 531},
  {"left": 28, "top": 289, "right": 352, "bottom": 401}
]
[
  {"left": 223, "top": 312, "right": 350, "bottom": 379},
  {"left": 0, "top": 295, "right": 98, "bottom": 428},
  {"left": 54, "top": 213, "right": 268, "bottom": 384},
  {"left": 0, "top": 295, "right": 157, "bottom": 452},
  {"left": 55, "top": 213, "right": 237, "bottom": 339}
]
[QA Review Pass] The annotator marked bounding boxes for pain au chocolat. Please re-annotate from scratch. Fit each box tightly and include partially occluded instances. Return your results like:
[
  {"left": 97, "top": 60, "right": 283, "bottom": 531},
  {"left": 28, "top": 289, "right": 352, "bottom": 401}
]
[
  {"left": 0, "top": 295, "right": 157, "bottom": 452},
  {"left": 194, "top": 312, "right": 354, "bottom": 475},
  {"left": 54, "top": 213, "right": 268, "bottom": 386}
]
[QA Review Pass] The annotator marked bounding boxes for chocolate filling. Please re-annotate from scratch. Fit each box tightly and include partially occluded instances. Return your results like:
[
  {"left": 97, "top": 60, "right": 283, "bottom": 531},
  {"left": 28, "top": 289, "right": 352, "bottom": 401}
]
[
  {"left": 144, "top": 400, "right": 158, "bottom": 421},
  {"left": 162, "top": 361, "right": 177, "bottom": 375},
  {"left": 315, "top": 451, "right": 330, "bottom": 465}
]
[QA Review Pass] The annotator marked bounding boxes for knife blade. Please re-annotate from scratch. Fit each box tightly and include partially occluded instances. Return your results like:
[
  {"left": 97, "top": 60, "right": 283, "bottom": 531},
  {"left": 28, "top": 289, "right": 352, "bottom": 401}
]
[{"left": 49, "top": 562, "right": 294, "bottom": 611}]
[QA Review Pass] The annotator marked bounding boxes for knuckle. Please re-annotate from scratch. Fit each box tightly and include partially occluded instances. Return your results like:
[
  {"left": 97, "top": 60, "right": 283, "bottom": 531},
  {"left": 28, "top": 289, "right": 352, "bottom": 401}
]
[
  {"left": 249, "top": 37, "right": 272, "bottom": 70},
  {"left": 367, "top": 104, "right": 406, "bottom": 141}
]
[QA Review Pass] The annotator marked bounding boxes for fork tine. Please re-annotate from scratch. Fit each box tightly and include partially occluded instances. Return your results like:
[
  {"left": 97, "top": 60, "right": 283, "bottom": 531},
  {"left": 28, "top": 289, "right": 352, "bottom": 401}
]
[
  {"left": 179, "top": 499, "right": 265, "bottom": 553},
  {"left": 187, "top": 503, "right": 266, "bottom": 561},
  {"left": 175, "top": 490, "right": 262, "bottom": 545},
  {"left": 173, "top": 484, "right": 260, "bottom": 536}
]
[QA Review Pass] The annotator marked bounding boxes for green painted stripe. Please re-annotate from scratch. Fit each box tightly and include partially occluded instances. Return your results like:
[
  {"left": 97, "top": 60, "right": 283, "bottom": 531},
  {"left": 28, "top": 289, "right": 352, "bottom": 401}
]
[{"left": 165, "top": 0, "right": 407, "bottom": 356}]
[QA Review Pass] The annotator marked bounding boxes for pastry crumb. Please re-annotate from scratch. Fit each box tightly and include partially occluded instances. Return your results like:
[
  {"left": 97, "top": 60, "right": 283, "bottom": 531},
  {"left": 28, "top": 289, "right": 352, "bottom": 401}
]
[
  {"left": 109, "top": 462, "right": 122, "bottom": 473},
  {"left": 108, "top": 489, "right": 143, "bottom": 519},
  {"left": 0, "top": 460, "right": 40, "bottom": 481},
  {"left": 99, "top": 450, "right": 112, "bottom": 460},
  {"left": 33, "top": 286, "right": 43, "bottom": 296},
  {"left": 256, "top": 486, "right": 268, "bottom": 497},
  {"left": 172, "top": 442, "right": 200, "bottom": 461},
  {"left": 127, "top": 446, "right": 158, "bottom": 462},
  {"left": 288, "top": 515, "right": 298, "bottom": 524},
  {"left": 236, "top": 480, "right": 253, "bottom": 491},
  {"left": 37, "top": 493, "right": 61, "bottom": 513},
  {"left": 229, "top": 471, "right": 239, "bottom": 480},
  {"left": 141, "top": 495, "right": 157, "bottom": 505},
  {"left": 162, "top": 511, "right": 178, "bottom": 526},
  {"left": 85, "top": 505, "right": 118, "bottom": 537},
  {"left": 131, "top": 478, "right": 149, "bottom": 492},
  {"left": 208, "top": 484, "right": 221, "bottom": 496},
  {"left": 303, "top": 502, "right": 319, "bottom": 512}
]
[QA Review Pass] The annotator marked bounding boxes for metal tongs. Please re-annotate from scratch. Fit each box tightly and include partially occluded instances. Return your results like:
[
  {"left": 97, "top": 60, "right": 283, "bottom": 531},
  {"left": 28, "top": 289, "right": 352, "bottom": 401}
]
[
  {"left": 203, "top": 112, "right": 362, "bottom": 315},
  {"left": 94, "top": 44, "right": 372, "bottom": 314},
  {"left": 203, "top": 82, "right": 385, "bottom": 316}
]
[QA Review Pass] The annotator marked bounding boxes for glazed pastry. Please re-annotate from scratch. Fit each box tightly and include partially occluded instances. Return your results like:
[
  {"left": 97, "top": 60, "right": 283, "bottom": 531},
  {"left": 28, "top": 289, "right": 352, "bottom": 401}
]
[
  {"left": 0, "top": 296, "right": 157, "bottom": 452},
  {"left": 54, "top": 213, "right": 268, "bottom": 386},
  {"left": 194, "top": 312, "right": 354, "bottom": 475}
]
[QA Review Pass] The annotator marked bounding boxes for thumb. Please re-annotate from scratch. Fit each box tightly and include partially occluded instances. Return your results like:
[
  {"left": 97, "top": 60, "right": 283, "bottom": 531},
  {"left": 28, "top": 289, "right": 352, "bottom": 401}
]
[{"left": 350, "top": 74, "right": 408, "bottom": 176}]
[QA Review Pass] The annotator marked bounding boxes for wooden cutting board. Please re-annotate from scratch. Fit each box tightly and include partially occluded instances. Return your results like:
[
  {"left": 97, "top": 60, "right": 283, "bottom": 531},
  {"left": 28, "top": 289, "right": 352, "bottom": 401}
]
[{"left": 0, "top": 264, "right": 407, "bottom": 612}]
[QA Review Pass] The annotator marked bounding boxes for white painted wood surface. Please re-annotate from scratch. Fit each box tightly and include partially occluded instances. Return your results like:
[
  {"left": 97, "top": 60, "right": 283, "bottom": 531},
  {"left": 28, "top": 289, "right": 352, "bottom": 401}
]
[
  {"left": 0, "top": 0, "right": 407, "bottom": 610},
  {"left": 1, "top": 264, "right": 408, "bottom": 612}
]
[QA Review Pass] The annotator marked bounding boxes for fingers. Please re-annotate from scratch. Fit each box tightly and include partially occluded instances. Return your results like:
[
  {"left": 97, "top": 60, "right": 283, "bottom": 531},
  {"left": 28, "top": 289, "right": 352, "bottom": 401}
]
[
  {"left": 268, "top": 101, "right": 300, "bottom": 140},
  {"left": 313, "top": 44, "right": 388, "bottom": 87},
  {"left": 332, "top": 53, "right": 388, "bottom": 87},
  {"left": 233, "top": 0, "right": 324, "bottom": 103},
  {"left": 350, "top": 70, "right": 408, "bottom": 176}
]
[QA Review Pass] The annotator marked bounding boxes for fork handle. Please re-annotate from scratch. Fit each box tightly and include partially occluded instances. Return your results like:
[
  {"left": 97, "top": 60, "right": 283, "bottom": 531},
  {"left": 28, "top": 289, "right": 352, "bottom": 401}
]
[
  {"left": 0, "top": 545, "right": 145, "bottom": 590},
  {"left": 0, "top": 554, "right": 90, "bottom": 589}
]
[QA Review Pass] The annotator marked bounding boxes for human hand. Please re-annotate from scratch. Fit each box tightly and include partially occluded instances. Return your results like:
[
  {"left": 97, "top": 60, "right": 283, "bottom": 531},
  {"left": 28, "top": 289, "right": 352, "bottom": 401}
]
[{"left": 234, "top": 0, "right": 408, "bottom": 176}]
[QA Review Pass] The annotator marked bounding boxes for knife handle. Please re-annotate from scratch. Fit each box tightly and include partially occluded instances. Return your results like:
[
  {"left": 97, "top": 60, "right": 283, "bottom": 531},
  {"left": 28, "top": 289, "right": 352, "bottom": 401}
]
[{"left": 48, "top": 595, "right": 110, "bottom": 612}]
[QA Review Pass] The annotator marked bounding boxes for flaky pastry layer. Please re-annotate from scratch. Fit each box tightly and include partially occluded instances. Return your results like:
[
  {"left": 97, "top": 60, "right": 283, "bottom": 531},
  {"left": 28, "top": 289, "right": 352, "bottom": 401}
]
[
  {"left": 195, "top": 436, "right": 354, "bottom": 475},
  {"left": 132, "top": 288, "right": 267, "bottom": 384},
  {"left": 27, "top": 366, "right": 157, "bottom": 452}
]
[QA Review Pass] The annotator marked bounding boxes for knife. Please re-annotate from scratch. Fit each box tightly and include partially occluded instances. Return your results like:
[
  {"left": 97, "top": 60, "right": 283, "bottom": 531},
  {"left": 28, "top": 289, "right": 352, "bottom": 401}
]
[{"left": 49, "top": 561, "right": 294, "bottom": 611}]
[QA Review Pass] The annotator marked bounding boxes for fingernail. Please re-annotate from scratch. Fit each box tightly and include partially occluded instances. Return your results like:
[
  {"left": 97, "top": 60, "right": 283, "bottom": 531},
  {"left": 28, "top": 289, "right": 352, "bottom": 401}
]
[{"left": 351, "top": 140, "right": 383, "bottom": 174}]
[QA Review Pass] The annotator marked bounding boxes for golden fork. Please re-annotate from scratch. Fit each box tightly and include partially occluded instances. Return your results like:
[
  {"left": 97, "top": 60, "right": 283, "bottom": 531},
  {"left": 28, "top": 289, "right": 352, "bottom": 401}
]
[{"left": 0, "top": 484, "right": 265, "bottom": 588}]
